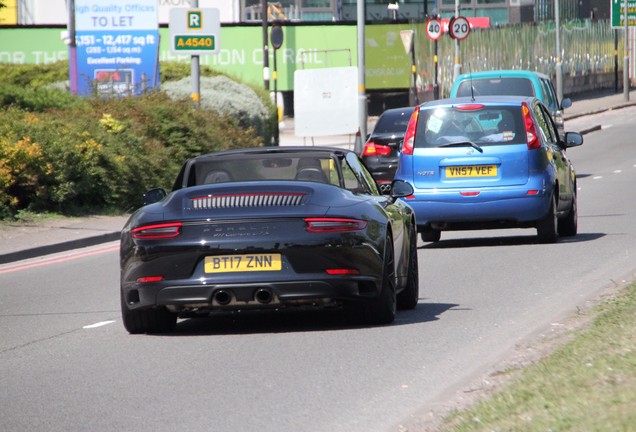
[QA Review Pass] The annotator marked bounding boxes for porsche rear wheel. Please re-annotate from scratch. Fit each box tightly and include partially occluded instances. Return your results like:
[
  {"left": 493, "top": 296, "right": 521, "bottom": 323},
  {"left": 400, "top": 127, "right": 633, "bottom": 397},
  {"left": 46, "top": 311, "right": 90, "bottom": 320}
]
[
  {"left": 121, "top": 291, "right": 177, "bottom": 334},
  {"left": 397, "top": 224, "right": 419, "bottom": 310},
  {"left": 346, "top": 236, "right": 396, "bottom": 325}
]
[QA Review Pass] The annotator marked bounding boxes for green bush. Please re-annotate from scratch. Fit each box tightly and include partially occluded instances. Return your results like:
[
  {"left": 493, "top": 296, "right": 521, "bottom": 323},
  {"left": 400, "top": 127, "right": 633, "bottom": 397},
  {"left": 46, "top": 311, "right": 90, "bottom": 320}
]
[
  {"left": 0, "top": 62, "right": 276, "bottom": 219},
  {"left": 0, "top": 82, "right": 87, "bottom": 112},
  {"left": 162, "top": 75, "right": 275, "bottom": 142},
  {"left": 0, "top": 62, "right": 69, "bottom": 87}
]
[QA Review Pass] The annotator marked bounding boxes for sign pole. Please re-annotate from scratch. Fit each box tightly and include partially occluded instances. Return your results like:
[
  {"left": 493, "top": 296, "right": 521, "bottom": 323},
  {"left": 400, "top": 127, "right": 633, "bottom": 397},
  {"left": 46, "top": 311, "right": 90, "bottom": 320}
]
[
  {"left": 192, "top": 0, "right": 200, "bottom": 106},
  {"left": 624, "top": 0, "right": 630, "bottom": 101},
  {"left": 270, "top": 25, "right": 284, "bottom": 146},
  {"left": 411, "top": 39, "right": 419, "bottom": 105},
  {"left": 262, "top": 0, "right": 270, "bottom": 91},
  {"left": 453, "top": 0, "right": 461, "bottom": 81},
  {"left": 425, "top": 15, "right": 442, "bottom": 100},
  {"left": 67, "top": 0, "right": 78, "bottom": 95}
]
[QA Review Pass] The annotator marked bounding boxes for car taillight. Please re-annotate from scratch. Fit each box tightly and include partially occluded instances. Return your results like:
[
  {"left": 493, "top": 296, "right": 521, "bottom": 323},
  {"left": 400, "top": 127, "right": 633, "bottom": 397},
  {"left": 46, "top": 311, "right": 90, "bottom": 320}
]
[
  {"left": 362, "top": 142, "right": 392, "bottom": 156},
  {"left": 402, "top": 107, "right": 419, "bottom": 155},
  {"left": 131, "top": 222, "right": 182, "bottom": 239},
  {"left": 522, "top": 102, "right": 540, "bottom": 150},
  {"left": 137, "top": 276, "right": 164, "bottom": 283},
  {"left": 305, "top": 218, "right": 368, "bottom": 232}
]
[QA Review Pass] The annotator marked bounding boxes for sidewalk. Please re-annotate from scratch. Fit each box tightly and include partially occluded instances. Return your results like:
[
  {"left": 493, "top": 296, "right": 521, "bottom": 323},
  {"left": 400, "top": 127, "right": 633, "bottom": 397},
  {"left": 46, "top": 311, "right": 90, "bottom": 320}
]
[{"left": 1, "top": 89, "right": 635, "bottom": 264}]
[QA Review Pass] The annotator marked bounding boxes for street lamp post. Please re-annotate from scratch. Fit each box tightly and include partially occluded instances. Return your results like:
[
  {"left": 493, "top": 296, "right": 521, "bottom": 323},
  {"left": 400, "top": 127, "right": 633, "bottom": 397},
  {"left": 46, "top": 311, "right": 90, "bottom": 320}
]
[
  {"left": 356, "top": 0, "right": 367, "bottom": 151},
  {"left": 453, "top": 0, "right": 461, "bottom": 81},
  {"left": 262, "top": 0, "right": 270, "bottom": 91},
  {"left": 555, "top": 0, "right": 563, "bottom": 105}
]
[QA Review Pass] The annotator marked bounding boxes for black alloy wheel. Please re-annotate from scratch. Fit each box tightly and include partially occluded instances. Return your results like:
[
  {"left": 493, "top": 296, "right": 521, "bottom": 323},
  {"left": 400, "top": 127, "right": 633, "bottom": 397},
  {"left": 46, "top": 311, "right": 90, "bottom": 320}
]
[
  {"left": 397, "top": 223, "right": 419, "bottom": 310},
  {"left": 346, "top": 235, "right": 397, "bottom": 325},
  {"left": 121, "top": 290, "right": 177, "bottom": 334}
]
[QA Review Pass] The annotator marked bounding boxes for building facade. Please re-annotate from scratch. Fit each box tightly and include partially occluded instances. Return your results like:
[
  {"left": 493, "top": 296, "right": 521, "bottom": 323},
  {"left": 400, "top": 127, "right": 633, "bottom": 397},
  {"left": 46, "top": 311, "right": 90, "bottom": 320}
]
[{"left": 0, "top": 0, "right": 609, "bottom": 26}]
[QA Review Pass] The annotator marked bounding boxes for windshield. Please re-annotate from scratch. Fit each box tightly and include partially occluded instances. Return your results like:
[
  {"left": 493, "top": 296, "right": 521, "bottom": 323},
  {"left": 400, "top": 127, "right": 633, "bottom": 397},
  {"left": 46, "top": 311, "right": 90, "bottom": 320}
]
[{"left": 414, "top": 106, "right": 526, "bottom": 148}]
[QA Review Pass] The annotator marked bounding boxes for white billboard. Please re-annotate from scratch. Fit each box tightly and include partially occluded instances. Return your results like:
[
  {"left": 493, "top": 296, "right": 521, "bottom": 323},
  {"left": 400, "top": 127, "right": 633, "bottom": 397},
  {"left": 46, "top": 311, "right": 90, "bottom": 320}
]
[{"left": 294, "top": 66, "right": 358, "bottom": 137}]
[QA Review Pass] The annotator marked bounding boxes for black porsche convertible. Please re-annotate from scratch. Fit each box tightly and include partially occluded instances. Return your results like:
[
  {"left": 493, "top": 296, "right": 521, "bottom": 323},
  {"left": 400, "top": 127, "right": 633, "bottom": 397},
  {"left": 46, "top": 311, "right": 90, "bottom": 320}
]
[{"left": 120, "top": 147, "right": 419, "bottom": 333}]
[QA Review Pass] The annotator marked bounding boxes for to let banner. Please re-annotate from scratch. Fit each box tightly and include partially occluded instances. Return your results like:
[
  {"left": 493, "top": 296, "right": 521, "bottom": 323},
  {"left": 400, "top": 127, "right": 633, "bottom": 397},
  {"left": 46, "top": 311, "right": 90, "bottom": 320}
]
[{"left": 74, "top": 0, "right": 160, "bottom": 96}]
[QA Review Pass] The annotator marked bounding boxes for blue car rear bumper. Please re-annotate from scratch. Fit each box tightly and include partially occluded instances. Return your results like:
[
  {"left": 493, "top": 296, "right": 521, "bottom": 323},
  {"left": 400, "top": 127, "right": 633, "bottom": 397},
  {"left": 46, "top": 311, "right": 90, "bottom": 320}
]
[{"left": 402, "top": 186, "right": 552, "bottom": 227}]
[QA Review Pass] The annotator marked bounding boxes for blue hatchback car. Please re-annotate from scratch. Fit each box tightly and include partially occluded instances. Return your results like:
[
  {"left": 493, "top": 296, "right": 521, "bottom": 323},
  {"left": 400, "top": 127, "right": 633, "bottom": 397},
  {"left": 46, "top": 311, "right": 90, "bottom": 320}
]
[{"left": 395, "top": 96, "right": 583, "bottom": 243}]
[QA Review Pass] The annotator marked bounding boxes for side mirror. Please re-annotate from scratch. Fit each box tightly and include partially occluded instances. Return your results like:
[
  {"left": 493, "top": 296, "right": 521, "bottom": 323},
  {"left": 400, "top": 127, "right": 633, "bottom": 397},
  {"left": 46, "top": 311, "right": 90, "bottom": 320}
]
[
  {"left": 390, "top": 179, "right": 414, "bottom": 198},
  {"left": 561, "top": 98, "right": 572, "bottom": 110},
  {"left": 143, "top": 188, "right": 167, "bottom": 206},
  {"left": 564, "top": 131, "right": 583, "bottom": 148}
]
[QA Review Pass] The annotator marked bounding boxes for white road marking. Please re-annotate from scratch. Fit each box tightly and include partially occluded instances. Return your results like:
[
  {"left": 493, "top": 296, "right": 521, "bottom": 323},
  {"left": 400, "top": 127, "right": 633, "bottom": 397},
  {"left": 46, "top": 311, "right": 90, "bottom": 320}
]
[
  {"left": 83, "top": 320, "right": 116, "bottom": 329},
  {"left": 593, "top": 176, "right": 603, "bottom": 180},
  {"left": 614, "top": 170, "right": 622, "bottom": 174}
]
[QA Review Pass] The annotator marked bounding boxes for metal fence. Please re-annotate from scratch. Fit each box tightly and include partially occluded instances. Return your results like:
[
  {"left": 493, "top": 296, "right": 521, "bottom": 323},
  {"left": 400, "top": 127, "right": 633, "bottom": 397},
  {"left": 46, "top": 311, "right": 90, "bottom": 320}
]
[{"left": 414, "top": 19, "right": 624, "bottom": 98}]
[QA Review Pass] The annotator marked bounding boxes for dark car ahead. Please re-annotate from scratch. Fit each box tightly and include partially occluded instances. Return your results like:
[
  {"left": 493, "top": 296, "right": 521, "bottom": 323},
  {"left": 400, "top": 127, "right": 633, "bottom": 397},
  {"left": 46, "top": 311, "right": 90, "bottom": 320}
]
[
  {"left": 120, "top": 147, "right": 419, "bottom": 333},
  {"left": 361, "top": 106, "right": 414, "bottom": 194},
  {"left": 395, "top": 96, "right": 583, "bottom": 243}
]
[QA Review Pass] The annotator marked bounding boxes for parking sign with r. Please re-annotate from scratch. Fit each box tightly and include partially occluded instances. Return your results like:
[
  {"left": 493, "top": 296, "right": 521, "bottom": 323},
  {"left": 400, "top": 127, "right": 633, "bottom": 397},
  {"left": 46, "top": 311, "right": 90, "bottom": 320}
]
[{"left": 188, "top": 11, "right": 202, "bottom": 30}]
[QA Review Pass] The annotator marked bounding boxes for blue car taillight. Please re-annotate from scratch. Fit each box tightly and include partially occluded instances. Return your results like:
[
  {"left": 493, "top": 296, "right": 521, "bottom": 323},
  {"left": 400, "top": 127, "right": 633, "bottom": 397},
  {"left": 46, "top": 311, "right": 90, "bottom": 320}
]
[
  {"left": 522, "top": 102, "right": 540, "bottom": 150},
  {"left": 401, "top": 107, "right": 419, "bottom": 155}
]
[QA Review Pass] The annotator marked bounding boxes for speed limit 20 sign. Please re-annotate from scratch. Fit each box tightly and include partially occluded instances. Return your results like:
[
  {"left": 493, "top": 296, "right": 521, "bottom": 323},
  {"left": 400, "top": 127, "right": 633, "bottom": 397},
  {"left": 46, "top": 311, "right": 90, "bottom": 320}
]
[{"left": 449, "top": 16, "right": 471, "bottom": 40}]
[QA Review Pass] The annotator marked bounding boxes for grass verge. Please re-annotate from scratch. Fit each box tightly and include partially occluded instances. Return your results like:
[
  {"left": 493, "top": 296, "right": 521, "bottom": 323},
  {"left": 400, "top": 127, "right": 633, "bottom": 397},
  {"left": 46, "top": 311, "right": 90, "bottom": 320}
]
[{"left": 438, "top": 283, "right": 636, "bottom": 431}]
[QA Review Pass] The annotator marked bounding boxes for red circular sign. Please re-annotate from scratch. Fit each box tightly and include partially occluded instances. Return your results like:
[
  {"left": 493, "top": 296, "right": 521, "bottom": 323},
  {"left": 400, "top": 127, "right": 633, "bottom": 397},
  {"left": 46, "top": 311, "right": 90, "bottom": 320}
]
[
  {"left": 449, "top": 16, "right": 471, "bottom": 40},
  {"left": 425, "top": 18, "right": 442, "bottom": 41}
]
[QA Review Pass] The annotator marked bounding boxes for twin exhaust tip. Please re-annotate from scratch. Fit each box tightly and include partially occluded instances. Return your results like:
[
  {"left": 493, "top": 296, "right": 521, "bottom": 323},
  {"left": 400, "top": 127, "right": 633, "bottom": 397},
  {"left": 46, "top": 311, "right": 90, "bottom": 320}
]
[
  {"left": 254, "top": 288, "right": 273, "bottom": 304},
  {"left": 213, "top": 290, "right": 232, "bottom": 306},
  {"left": 213, "top": 288, "right": 274, "bottom": 306}
]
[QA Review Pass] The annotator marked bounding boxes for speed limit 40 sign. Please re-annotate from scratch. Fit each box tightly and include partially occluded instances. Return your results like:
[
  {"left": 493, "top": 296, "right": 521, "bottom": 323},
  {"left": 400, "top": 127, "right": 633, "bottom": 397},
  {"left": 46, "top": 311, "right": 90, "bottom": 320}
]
[
  {"left": 425, "top": 18, "right": 442, "bottom": 41},
  {"left": 449, "top": 16, "right": 471, "bottom": 40}
]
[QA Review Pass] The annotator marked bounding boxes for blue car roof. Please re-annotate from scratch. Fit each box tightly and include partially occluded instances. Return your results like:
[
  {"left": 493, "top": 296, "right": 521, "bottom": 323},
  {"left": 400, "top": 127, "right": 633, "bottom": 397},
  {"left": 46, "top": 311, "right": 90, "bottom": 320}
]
[{"left": 454, "top": 69, "right": 549, "bottom": 81}]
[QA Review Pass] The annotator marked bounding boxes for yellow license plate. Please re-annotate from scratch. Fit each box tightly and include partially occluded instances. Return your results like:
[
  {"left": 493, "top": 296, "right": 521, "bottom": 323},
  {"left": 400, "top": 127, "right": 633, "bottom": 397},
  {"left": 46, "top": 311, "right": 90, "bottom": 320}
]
[
  {"left": 446, "top": 165, "right": 498, "bottom": 178},
  {"left": 204, "top": 254, "right": 282, "bottom": 273}
]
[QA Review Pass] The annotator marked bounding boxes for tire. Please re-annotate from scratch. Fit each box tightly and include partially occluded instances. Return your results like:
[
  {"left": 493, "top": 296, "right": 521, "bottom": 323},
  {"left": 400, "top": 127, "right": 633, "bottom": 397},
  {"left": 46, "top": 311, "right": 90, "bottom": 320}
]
[
  {"left": 121, "top": 290, "right": 177, "bottom": 334},
  {"left": 420, "top": 228, "right": 441, "bottom": 243},
  {"left": 397, "top": 223, "right": 419, "bottom": 310},
  {"left": 558, "top": 192, "right": 578, "bottom": 237},
  {"left": 537, "top": 194, "right": 558, "bottom": 244},
  {"left": 346, "top": 236, "right": 396, "bottom": 325}
]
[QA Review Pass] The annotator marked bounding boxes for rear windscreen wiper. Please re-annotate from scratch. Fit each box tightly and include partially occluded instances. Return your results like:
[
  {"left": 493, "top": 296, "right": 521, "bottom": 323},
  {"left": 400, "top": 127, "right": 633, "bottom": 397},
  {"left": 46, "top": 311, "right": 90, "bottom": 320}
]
[{"left": 437, "top": 141, "right": 484, "bottom": 153}]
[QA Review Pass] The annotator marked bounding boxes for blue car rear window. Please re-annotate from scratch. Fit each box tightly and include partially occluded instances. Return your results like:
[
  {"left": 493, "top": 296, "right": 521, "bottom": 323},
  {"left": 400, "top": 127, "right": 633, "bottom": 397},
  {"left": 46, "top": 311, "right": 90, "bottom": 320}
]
[
  {"left": 456, "top": 78, "right": 535, "bottom": 98},
  {"left": 414, "top": 106, "right": 526, "bottom": 148}
]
